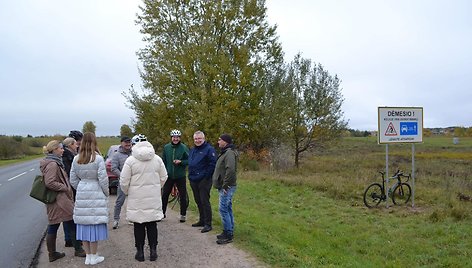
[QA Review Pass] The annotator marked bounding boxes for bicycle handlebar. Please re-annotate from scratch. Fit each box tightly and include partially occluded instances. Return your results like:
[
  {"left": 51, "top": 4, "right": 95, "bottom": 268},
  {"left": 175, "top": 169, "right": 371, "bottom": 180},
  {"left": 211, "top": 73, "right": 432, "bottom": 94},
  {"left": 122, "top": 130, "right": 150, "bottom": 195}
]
[{"left": 379, "top": 170, "right": 411, "bottom": 182}]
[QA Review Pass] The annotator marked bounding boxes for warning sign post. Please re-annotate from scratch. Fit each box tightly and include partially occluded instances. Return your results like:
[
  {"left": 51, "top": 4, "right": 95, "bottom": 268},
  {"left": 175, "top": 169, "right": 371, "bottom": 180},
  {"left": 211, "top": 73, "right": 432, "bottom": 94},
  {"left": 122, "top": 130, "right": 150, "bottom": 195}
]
[
  {"left": 378, "top": 107, "right": 423, "bottom": 144},
  {"left": 377, "top": 106, "right": 423, "bottom": 208}
]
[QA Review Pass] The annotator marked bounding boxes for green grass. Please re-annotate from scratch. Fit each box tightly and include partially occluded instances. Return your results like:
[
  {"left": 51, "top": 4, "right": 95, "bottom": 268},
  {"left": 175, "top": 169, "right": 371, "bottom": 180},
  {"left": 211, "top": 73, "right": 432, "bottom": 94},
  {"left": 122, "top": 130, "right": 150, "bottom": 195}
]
[{"left": 232, "top": 177, "right": 472, "bottom": 267}]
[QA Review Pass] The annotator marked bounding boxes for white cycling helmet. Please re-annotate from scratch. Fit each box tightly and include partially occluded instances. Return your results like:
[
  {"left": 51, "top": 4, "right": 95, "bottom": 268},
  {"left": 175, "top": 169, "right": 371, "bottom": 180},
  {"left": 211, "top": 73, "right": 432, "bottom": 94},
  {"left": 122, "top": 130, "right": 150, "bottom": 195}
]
[
  {"left": 131, "top": 134, "right": 147, "bottom": 145},
  {"left": 170, "top": 129, "right": 181, "bottom": 136}
]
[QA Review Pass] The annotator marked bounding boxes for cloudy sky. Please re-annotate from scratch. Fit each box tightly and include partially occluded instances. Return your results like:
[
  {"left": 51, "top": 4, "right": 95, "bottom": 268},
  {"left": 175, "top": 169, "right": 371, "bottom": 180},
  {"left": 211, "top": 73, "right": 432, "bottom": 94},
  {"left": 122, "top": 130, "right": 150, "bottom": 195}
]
[{"left": 1, "top": 0, "right": 471, "bottom": 136}]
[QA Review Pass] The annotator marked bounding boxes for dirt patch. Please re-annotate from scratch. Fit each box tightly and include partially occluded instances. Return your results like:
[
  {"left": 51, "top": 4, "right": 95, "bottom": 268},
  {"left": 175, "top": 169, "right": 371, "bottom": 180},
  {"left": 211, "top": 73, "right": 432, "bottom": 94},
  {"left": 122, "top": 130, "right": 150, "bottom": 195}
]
[{"left": 35, "top": 195, "right": 265, "bottom": 267}]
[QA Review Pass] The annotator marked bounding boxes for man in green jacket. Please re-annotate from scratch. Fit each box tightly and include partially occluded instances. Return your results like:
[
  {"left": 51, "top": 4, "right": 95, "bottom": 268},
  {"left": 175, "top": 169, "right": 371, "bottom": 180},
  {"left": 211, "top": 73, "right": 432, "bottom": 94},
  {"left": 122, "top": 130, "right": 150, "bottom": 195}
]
[
  {"left": 212, "top": 133, "right": 238, "bottom": 244},
  {"left": 162, "top": 129, "right": 189, "bottom": 222}
]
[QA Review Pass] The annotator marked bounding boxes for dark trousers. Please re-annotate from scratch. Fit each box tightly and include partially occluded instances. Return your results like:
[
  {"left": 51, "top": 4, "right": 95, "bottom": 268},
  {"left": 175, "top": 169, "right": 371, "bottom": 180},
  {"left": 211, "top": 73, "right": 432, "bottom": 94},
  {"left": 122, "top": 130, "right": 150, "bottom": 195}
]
[
  {"left": 134, "top": 221, "right": 158, "bottom": 247},
  {"left": 190, "top": 178, "right": 212, "bottom": 226},
  {"left": 48, "top": 220, "right": 75, "bottom": 235},
  {"left": 162, "top": 178, "right": 188, "bottom": 216}
]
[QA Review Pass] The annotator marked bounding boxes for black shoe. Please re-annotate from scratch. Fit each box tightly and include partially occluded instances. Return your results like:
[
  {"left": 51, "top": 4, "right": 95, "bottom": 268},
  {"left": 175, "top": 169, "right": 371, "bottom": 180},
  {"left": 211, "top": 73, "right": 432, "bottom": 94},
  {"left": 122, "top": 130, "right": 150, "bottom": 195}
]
[
  {"left": 192, "top": 221, "right": 204, "bottom": 227},
  {"left": 217, "top": 237, "right": 233, "bottom": 244},
  {"left": 64, "top": 240, "right": 73, "bottom": 247},
  {"left": 217, "top": 233, "right": 233, "bottom": 245},
  {"left": 216, "top": 231, "right": 227, "bottom": 240},
  {"left": 201, "top": 225, "right": 212, "bottom": 233}
]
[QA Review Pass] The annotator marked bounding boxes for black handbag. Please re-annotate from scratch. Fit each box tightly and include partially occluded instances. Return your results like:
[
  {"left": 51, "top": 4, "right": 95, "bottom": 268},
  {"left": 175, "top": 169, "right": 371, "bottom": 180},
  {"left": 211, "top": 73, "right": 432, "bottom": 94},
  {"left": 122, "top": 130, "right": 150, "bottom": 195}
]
[{"left": 29, "top": 175, "right": 58, "bottom": 204}]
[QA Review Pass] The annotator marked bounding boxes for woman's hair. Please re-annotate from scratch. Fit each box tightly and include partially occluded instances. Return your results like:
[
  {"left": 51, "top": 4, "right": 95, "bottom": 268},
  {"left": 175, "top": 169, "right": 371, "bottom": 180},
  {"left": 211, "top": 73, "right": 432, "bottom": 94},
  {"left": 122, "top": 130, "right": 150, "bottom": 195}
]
[
  {"left": 43, "top": 140, "right": 62, "bottom": 154},
  {"left": 77, "top": 132, "right": 100, "bottom": 164},
  {"left": 63, "top": 137, "right": 76, "bottom": 147}
]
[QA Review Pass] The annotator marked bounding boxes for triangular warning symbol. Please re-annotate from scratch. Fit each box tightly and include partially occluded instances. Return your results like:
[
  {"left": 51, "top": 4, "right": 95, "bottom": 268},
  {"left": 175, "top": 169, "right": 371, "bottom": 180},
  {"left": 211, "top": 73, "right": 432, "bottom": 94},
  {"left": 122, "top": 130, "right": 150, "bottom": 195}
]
[{"left": 385, "top": 122, "right": 397, "bottom": 136}]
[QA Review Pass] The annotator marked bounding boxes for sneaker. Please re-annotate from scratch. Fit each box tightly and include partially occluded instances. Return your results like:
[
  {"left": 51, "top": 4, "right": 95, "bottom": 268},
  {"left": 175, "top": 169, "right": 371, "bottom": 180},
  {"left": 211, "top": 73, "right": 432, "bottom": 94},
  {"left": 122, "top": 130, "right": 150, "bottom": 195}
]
[
  {"left": 90, "top": 254, "right": 105, "bottom": 265},
  {"left": 201, "top": 225, "right": 212, "bottom": 233},
  {"left": 128, "top": 221, "right": 134, "bottom": 225},
  {"left": 217, "top": 233, "right": 233, "bottom": 245},
  {"left": 191, "top": 221, "right": 204, "bottom": 227},
  {"left": 216, "top": 237, "right": 233, "bottom": 244},
  {"left": 180, "top": 215, "right": 186, "bottom": 222},
  {"left": 112, "top": 220, "right": 119, "bottom": 229},
  {"left": 216, "top": 231, "right": 226, "bottom": 240}
]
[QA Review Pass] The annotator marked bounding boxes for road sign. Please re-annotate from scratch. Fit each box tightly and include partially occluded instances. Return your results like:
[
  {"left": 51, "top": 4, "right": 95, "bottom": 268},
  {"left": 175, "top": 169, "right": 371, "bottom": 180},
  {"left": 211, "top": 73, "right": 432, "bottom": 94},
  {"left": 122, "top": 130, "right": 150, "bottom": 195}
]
[{"left": 378, "top": 107, "right": 423, "bottom": 144}]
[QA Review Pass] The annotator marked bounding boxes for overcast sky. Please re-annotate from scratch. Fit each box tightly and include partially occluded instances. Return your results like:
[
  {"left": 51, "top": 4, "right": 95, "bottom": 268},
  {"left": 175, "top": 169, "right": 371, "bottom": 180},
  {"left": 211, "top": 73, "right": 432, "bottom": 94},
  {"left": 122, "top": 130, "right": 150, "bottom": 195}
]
[{"left": 1, "top": 0, "right": 471, "bottom": 137}]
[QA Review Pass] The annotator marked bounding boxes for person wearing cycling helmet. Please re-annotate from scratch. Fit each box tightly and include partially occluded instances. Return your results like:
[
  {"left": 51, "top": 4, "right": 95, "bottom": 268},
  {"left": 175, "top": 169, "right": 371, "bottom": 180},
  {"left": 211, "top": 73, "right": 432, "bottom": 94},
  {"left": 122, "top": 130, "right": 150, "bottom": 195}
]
[
  {"left": 131, "top": 134, "right": 147, "bottom": 145},
  {"left": 120, "top": 134, "right": 168, "bottom": 262},
  {"left": 161, "top": 129, "right": 189, "bottom": 222}
]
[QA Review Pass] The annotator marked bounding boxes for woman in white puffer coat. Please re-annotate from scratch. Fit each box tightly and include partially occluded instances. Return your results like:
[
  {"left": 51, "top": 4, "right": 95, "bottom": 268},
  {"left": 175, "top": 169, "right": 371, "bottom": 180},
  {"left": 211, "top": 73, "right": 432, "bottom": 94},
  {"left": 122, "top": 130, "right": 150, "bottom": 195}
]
[
  {"left": 120, "top": 134, "right": 167, "bottom": 262},
  {"left": 70, "top": 132, "right": 109, "bottom": 265}
]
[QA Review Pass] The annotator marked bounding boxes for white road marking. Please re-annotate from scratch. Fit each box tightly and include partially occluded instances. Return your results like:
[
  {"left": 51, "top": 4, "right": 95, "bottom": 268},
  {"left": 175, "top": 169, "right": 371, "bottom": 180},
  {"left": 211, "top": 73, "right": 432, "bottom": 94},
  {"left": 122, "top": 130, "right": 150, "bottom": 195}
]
[{"left": 8, "top": 172, "right": 27, "bottom": 181}]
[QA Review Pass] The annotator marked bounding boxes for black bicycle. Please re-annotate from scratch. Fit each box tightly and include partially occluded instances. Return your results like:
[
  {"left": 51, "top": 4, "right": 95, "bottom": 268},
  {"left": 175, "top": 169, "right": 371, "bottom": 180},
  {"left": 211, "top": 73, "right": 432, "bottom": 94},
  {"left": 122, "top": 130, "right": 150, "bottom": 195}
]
[{"left": 363, "top": 169, "right": 412, "bottom": 208}]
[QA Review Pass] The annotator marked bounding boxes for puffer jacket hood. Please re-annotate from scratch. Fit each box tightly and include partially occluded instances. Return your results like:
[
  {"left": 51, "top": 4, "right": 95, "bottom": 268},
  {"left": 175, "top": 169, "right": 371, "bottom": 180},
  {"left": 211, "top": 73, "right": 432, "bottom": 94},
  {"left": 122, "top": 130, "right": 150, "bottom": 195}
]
[{"left": 132, "top": 141, "right": 155, "bottom": 161}]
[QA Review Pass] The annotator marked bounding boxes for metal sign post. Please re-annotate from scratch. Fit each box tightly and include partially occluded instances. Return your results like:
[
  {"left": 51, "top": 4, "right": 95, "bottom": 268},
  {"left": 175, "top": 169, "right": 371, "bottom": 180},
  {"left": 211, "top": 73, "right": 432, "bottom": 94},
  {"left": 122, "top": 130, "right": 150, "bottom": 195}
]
[{"left": 378, "top": 107, "right": 423, "bottom": 208}]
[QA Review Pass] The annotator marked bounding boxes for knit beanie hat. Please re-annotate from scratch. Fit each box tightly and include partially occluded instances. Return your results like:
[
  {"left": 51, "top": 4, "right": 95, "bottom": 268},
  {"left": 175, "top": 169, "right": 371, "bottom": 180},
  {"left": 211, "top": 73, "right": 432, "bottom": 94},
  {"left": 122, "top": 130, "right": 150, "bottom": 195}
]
[{"left": 219, "top": 133, "right": 233, "bottom": 144}]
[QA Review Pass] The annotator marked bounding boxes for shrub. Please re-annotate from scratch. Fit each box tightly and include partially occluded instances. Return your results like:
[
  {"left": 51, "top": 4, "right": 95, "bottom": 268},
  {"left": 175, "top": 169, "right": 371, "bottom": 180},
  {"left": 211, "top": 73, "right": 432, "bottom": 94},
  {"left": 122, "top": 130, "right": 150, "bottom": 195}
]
[{"left": 0, "top": 136, "right": 23, "bottom": 159}]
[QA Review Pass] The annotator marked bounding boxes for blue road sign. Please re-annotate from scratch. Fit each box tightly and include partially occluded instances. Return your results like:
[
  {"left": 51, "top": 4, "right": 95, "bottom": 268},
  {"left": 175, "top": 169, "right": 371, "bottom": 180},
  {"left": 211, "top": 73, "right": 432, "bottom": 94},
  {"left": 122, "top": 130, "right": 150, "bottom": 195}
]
[{"left": 400, "top": 122, "right": 418, "bottom": 135}]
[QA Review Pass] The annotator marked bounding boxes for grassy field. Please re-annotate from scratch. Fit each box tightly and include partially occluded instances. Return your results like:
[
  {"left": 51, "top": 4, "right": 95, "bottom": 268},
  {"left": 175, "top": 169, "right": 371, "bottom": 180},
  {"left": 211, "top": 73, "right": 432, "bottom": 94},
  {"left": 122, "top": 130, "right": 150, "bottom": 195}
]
[{"left": 191, "top": 136, "right": 472, "bottom": 267}]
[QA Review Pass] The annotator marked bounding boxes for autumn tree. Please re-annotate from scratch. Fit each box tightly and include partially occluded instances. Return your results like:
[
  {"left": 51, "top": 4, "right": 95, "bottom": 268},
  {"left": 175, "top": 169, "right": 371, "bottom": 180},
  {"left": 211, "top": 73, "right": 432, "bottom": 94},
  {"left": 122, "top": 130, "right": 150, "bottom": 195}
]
[
  {"left": 283, "top": 54, "right": 347, "bottom": 167},
  {"left": 128, "top": 0, "right": 283, "bottom": 146},
  {"left": 82, "top": 121, "right": 96, "bottom": 134},
  {"left": 120, "top": 124, "right": 133, "bottom": 137}
]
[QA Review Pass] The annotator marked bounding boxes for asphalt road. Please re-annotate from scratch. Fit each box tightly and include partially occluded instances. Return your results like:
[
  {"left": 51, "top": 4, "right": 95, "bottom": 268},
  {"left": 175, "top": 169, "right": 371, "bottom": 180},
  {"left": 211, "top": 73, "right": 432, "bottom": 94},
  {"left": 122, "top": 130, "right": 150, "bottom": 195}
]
[{"left": 0, "top": 159, "right": 48, "bottom": 268}]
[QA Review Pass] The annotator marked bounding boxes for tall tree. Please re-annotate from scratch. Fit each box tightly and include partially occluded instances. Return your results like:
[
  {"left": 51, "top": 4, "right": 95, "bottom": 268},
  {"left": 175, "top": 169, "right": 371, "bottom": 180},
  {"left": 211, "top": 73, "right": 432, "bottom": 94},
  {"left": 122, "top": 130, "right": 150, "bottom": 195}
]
[
  {"left": 82, "top": 121, "right": 96, "bottom": 134},
  {"left": 120, "top": 124, "right": 133, "bottom": 137},
  {"left": 285, "top": 54, "right": 347, "bottom": 167},
  {"left": 128, "top": 0, "right": 283, "bottom": 145}
]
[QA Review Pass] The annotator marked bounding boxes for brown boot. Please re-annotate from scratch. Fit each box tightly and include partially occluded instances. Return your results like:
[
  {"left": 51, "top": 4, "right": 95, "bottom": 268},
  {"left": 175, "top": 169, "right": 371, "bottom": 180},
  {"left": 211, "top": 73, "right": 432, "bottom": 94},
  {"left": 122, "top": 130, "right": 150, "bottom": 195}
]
[{"left": 46, "top": 234, "right": 65, "bottom": 262}]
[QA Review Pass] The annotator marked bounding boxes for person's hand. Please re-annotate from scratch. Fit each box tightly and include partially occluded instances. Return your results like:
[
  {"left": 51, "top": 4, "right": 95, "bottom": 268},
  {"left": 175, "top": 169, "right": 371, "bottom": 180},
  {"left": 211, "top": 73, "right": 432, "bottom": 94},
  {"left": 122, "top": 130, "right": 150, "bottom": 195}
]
[{"left": 173, "top": 159, "right": 181, "bottom": 165}]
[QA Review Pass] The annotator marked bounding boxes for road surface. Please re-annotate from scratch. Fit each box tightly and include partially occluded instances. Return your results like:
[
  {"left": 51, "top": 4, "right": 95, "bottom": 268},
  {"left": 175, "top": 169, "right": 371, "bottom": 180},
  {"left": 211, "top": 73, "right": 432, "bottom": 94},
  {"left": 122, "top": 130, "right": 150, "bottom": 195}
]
[{"left": 0, "top": 159, "right": 48, "bottom": 267}]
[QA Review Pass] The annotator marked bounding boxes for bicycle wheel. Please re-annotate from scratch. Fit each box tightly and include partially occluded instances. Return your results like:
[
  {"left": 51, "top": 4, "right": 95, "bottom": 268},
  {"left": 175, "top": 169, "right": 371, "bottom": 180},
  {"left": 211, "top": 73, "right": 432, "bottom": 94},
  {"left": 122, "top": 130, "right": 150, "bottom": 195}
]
[
  {"left": 392, "top": 183, "right": 411, "bottom": 205},
  {"left": 363, "top": 183, "right": 383, "bottom": 208}
]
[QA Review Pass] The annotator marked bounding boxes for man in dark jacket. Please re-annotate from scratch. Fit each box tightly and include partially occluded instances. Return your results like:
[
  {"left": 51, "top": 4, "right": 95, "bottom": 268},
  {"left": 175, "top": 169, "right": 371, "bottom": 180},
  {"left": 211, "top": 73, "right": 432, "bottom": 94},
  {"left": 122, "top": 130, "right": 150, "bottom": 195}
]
[
  {"left": 188, "top": 130, "right": 217, "bottom": 233},
  {"left": 111, "top": 136, "right": 132, "bottom": 229},
  {"left": 212, "top": 134, "right": 238, "bottom": 244},
  {"left": 162, "top": 129, "right": 189, "bottom": 222}
]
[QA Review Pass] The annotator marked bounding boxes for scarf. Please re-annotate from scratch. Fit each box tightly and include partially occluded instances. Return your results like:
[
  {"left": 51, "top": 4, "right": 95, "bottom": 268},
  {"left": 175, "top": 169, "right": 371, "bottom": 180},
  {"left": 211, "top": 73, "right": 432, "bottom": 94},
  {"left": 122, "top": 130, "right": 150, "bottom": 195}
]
[{"left": 45, "top": 153, "right": 64, "bottom": 168}]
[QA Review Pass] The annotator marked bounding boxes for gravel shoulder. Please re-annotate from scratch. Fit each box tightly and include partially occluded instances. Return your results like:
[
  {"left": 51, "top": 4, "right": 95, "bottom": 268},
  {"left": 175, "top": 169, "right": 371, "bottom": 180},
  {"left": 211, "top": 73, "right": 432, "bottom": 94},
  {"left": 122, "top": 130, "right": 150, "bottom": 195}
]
[{"left": 34, "top": 195, "right": 265, "bottom": 267}]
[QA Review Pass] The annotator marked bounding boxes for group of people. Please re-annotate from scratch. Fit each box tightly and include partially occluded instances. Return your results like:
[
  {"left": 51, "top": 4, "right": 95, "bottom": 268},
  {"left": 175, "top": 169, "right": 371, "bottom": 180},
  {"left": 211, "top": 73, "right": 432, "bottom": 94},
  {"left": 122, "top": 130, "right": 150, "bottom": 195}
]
[{"left": 40, "top": 129, "right": 238, "bottom": 265}]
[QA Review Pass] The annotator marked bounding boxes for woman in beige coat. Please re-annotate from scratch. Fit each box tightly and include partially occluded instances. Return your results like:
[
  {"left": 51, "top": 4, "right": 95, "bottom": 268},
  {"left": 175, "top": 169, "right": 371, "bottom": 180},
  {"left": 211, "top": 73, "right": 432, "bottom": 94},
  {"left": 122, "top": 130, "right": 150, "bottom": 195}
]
[
  {"left": 120, "top": 134, "right": 167, "bottom": 262},
  {"left": 39, "top": 140, "right": 85, "bottom": 262}
]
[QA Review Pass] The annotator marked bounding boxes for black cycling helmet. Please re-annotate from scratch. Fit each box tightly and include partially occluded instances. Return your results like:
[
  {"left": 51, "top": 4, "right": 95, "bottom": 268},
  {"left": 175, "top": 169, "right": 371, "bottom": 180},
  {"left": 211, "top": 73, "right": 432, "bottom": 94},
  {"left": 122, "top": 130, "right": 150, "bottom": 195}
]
[{"left": 68, "top": 130, "right": 83, "bottom": 141}]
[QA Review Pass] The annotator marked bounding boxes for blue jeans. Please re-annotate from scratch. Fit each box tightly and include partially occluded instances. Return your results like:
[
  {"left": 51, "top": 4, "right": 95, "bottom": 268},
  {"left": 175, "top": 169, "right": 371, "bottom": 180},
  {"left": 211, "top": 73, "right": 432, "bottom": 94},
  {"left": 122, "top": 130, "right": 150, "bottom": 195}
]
[
  {"left": 114, "top": 186, "right": 126, "bottom": 220},
  {"left": 218, "top": 186, "right": 236, "bottom": 234}
]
